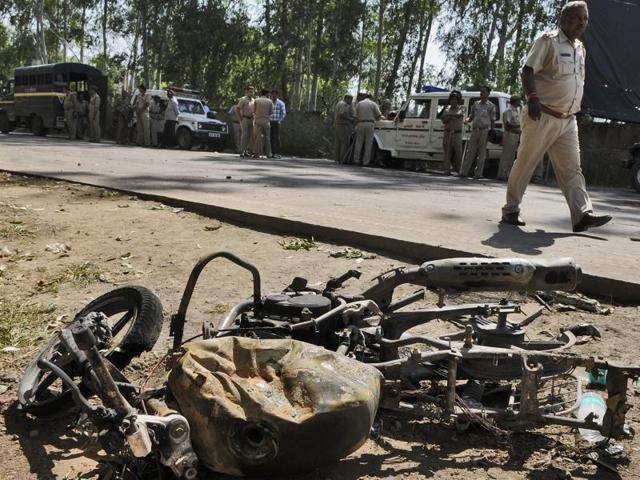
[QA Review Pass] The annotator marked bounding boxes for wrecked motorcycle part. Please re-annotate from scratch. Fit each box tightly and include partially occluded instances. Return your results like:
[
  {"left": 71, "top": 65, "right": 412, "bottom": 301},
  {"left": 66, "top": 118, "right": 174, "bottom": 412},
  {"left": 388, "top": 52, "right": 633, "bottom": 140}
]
[
  {"left": 362, "top": 257, "right": 581, "bottom": 309},
  {"left": 18, "top": 287, "right": 162, "bottom": 416},
  {"left": 168, "top": 337, "right": 382, "bottom": 476},
  {"left": 171, "top": 251, "right": 262, "bottom": 350}
]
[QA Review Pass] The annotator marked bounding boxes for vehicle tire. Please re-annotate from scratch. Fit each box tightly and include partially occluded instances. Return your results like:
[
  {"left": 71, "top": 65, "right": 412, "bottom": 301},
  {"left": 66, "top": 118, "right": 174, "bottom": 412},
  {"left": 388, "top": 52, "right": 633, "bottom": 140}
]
[
  {"left": 177, "top": 128, "right": 192, "bottom": 150},
  {"left": 374, "top": 143, "right": 402, "bottom": 169},
  {"left": 31, "top": 115, "right": 46, "bottom": 136},
  {"left": 0, "top": 111, "right": 11, "bottom": 133},
  {"left": 632, "top": 159, "right": 640, "bottom": 193},
  {"left": 18, "top": 286, "right": 163, "bottom": 415}
]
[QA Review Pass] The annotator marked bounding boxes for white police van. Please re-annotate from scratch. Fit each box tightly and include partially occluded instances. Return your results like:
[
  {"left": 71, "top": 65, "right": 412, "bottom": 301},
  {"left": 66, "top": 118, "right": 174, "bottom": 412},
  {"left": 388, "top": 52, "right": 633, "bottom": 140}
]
[
  {"left": 140, "top": 87, "right": 229, "bottom": 150},
  {"left": 373, "top": 90, "right": 512, "bottom": 170}
]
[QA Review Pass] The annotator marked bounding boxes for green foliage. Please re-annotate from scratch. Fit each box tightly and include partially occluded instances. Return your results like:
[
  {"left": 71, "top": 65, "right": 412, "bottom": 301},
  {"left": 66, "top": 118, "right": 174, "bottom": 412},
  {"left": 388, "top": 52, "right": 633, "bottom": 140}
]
[{"left": 0, "top": 0, "right": 566, "bottom": 108}]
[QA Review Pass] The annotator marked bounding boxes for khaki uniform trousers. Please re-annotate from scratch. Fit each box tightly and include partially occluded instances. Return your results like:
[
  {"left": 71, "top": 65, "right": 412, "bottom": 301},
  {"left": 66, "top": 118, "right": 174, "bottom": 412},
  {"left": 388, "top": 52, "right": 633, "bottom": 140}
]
[
  {"left": 65, "top": 111, "right": 77, "bottom": 140},
  {"left": 89, "top": 113, "right": 100, "bottom": 142},
  {"left": 502, "top": 112, "right": 592, "bottom": 226},
  {"left": 232, "top": 122, "right": 241, "bottom": 152},
  {"left": 497, "top": 131, "right": 519, "bottom": 180},
  {"left": 442, "top": 130, "right": 462, "bottom": 172},
  {"left": 461, "top": 127, "right": 489, "bottom": 176},
  {"left": 253, "top": 118, "right": 272, "bottom": 157},
  {"left": 137, "top": 113, "right": 150, "bottom": 147},
  {"left": 240, "top": 118, "right": 253, "bottom": 154},
  {"left": 335, "top": 124, "right": 353, "bottom": 164},
  {"left": 353, "top": 122, "right": 375, "bottom": 166}
]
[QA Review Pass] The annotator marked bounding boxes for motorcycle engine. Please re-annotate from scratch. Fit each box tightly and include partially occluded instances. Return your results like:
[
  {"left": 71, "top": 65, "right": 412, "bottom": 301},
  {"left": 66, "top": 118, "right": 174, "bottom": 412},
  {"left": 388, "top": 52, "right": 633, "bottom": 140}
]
[{"left": 262, "top": 293, "right": 332, "bottom": 322}]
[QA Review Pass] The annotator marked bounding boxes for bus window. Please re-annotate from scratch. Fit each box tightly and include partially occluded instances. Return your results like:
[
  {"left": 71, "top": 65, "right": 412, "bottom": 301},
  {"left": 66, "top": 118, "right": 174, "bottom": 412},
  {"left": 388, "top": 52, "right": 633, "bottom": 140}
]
[
  {"left": 54, "top": 73, "right": 66, "bottom": 84},
  {"left": 44, "top": 73, "right": 52, "bottom": 84},
  {"left": 28, "top": 75, "right": 37, "bottom": 86}
]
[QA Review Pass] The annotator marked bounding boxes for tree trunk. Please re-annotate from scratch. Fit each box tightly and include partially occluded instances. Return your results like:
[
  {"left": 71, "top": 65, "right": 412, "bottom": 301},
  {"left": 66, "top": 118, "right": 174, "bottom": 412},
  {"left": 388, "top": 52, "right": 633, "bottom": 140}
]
[
  {"left": 141, "top": 3, "right": 149, "bottom": 86},
  {"left": 304, "top": 0, "right": 314, "bottom": 110},
  {"left": 310, "top": 2, "right": 324, "bottom": 111},
  {"left": 406, "top": 0, "right": 426, "bottom": 98},
  {"left": 80, "top": 5, "right": 86, "bottom": 63},
  {"left": 102, "top": 0, "right": 108, "bottom": 70},
  {"left": 416, "top": 1, "right": 434, "bottom": 92},
  {"left": 357, "top": 0, "right": 367, "bottom": 94},
  {"left": 384, "top": 0, "right": 413, "bottom": 99},
  {"left": 374, "top": 0, "right": 385, "bottom": 100}
]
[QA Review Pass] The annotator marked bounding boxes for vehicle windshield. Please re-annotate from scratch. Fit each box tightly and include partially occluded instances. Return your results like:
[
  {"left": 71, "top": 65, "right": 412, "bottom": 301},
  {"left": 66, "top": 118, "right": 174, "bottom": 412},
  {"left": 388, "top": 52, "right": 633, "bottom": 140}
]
[{"left": 178, "top": 99, "right": 205, "bottom": 115}]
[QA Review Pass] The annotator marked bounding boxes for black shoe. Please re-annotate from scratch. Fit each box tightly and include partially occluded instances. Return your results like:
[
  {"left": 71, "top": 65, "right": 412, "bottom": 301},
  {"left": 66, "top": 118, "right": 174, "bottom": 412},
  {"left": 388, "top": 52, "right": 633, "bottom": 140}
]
[
  {"left": 501, "top": 212, "right": 526, "bottom": 226},
  {"left": 572, "top": 212, "right": 612, "bottom": 232}
]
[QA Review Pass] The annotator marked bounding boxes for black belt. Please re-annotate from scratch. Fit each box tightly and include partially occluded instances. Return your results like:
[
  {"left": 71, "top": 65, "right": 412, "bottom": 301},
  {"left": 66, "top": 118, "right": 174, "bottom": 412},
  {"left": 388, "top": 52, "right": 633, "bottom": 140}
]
[
  {"left": 445, "top": 129, "right": 462, "bottom": 134},
  {"left": 242, "top": 115, "right": 253, "bottom": 119},
  {"left": 472, "top": 126, "right": 489, "bottom": 131},
  {"left": 359, "top": 120, "right": 375, "bottom": 123}
]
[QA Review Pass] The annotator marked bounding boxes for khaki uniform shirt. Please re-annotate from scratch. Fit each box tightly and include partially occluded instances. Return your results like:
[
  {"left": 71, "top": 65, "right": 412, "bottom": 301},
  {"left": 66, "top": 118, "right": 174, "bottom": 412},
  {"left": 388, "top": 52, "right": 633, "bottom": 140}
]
[
  {"left": 470, "top": 101, "right": 495, "bottom": 129},
  {"left": 525, "top": 29, "right": 585, "bottom": 115},
  {"left": 502, "top": 106, "right": 521, "bottom": 132},
  {"left": 355, "top": 98, "right": 382, "bottom": 123},
  {"left": 335, "top": 100, "right": 355, "bottom": 125},
  {"left": 253, "top": 96, "right": 273, "bottom": 120},
  {"left": 89, "top": 93, "right": 100, "bottom": 116},
  {"left": 441, "top": 105, "right": 464, "bottom": 131},
  {"left": 63, "top": 92, "right": 78, "bottom": 112},
  {"left": 237, "top": 96, "right": 255, "bottom": 120},
  {"left": 135, "top": 93, "right": 150, "bottom": 115}
]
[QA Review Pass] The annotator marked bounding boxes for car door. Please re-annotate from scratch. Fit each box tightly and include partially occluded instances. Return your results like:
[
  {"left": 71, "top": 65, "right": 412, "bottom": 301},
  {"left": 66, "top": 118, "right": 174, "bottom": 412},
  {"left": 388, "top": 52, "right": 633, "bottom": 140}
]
[{"left": 396, "top": 98, "right": 431, "bottom": 151}]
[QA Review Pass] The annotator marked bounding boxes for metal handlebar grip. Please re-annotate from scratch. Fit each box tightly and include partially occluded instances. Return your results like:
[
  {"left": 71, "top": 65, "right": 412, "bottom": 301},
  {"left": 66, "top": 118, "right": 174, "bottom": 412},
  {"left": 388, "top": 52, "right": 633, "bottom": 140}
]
[{"left": 419, "top": 257, "right": 581, "bottom": 292}]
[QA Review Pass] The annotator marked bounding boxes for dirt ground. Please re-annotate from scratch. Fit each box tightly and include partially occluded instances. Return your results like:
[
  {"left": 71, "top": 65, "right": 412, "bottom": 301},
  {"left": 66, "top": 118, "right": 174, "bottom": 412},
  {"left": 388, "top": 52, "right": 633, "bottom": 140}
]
[{"left": 0, "top": 171, "right": 638, "bottom": 480}]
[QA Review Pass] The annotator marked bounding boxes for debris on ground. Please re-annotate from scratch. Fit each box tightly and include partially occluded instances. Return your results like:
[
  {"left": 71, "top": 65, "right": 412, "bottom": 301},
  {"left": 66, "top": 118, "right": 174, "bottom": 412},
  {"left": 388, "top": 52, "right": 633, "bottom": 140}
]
[
  {"left": 537, "top": 291, "right": 613, "bottom": 315},
  {"left": 278, "top": 237, "right": 318, "bottom": 251},
  {"left": 45, "top": 243, "right": 70, "bottom": 255},
  {"left": 328, "top": 246, "right": 376, "bottom": 260}
]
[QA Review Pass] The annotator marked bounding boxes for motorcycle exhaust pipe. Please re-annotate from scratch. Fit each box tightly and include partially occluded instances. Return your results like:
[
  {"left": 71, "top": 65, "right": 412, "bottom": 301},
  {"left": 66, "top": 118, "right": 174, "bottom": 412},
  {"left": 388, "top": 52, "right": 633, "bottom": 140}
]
[{"left": 419, "top": 257, "right": 581, "bottom": 292}]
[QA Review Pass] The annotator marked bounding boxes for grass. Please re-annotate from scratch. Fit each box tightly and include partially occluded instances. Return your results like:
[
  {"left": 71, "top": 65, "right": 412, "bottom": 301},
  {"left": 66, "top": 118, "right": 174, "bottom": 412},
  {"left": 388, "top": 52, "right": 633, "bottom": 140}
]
[
  {"left": 0, "top": 221, "right": 36, "bottom": 239},
  {"left": 0, "top": 300, "right": 53, "bottom": 349},
  {"left": 35, "top": 262, "right": 104, "bottom": 294}
]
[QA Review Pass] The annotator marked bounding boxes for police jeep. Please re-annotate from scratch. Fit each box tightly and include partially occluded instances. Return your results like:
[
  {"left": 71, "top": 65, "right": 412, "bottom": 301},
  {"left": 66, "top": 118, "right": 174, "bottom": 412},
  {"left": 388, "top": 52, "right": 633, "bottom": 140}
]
[
  {"left": 146, "top": 87, "right": 228, "bottom": 151},
  {"left": 373, "top": 88, "right": 511, "bottom": 172}
]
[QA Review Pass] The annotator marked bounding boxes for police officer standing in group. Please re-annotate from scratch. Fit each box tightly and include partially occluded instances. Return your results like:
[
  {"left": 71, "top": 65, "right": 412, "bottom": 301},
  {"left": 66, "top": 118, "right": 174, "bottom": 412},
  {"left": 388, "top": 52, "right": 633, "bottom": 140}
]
[
  {"left": 496, "top": 95, "right": 522, "bottom": 180},
  {"left": 334, "top": 94, "right": 355, "bottom": 164},
  {"left": 63, "top": 85, "right": 78, "bottom": 140},
  {"left": 115, "top": 89, "right": 132, "bottom": 145},
  {"left": 163, "top": 89, "right": 179, "bottom": 148},
  {"left": 353, "top": 94, "right": 382, "bottom": 166},
  {"left": 252, "top": 88, "right": 274, "bottom": 159},
  {"left": 236, "top": 86, "right": 255, "bottom": 157},
  {"left": 440, "top": 90, "right": 464, "bottom": 175},
  {"left": 88, "top": 86, "right": 101, "bottom": 143},
  {"left": 501, "top": 1, "right": 611, "bottom": 232},
  {"left": 134, "top": 85, "right": 151, "bottom": 147},
  {"left": 227, "top": 104, "right": 241, "bottom": 153},
  {"left": 461, "top": 85, "right": 495, "bottom": 178}
]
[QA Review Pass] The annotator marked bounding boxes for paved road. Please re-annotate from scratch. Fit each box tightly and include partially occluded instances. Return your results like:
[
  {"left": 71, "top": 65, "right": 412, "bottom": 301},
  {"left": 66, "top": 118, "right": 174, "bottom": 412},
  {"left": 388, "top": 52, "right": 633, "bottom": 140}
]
[{"left": 1, "top": 133, "right": 638, "bottom": 300}]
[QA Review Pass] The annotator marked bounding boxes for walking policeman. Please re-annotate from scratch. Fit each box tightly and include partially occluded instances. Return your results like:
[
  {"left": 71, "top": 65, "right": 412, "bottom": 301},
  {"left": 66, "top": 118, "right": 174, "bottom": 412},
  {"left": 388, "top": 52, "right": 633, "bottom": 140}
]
[
  {"left": 63, "top": 85, "right": 78, "bottom": 140},
  {"left": 334, "top": 94, "right": 355, "bottom": 164},
  {"left": 353, "top": 94, "right": 382, "bottom": 166},
  {"left": 501, "top": 1, "right": 611, "bottom": 232}
]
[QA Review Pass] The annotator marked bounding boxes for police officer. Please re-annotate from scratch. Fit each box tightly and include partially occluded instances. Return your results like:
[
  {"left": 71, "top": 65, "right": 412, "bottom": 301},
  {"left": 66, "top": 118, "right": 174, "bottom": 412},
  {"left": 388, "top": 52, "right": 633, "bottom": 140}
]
[
  {"left": 115, "top": 89, "right": 132, "bottom": 145},
  {"left": 88, "top": 86, "right": 101, "bottom": 142},
  {"left": 62, "top": 85, "right": 78, "bottom": 140},
  {"left": 227, "top": 104, "right": 241, "bottom": 153},
  {"left": 252, "top": 88, "right": 273, "bottom": 158},
  {"left": 134, "top": 85, "right": 151, "bottom": 147},
  {"left": 149, "top": 95, "right": 165, "bottom": 147},
  {"left": 163, "top": 89, "right": 179, "bottom": 148},
  {"left": 497, "top": 95, "right": 522, "bottom": 180},
  {"left": 501, "top": 1, "right": 611, "bottom": 232},
  {"left": 236, "top": 86, "right": 255, "bottom": 157},
  {"left": 440, "top": 90, "right": 464, "bottom": 175},
  {"left": 334, "top": 94, "right": 355, "bottom": 164},
  {"left": 353, "top": 94, "right": 382, "bottom": 166},
  {"left": 461, "top": 86, "right": 495, "bottom": 178}
]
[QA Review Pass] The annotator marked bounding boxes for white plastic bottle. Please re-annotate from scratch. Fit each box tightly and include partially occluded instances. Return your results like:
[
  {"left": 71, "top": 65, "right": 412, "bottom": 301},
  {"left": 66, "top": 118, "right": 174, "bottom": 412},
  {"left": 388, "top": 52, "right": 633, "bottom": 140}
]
[{"left": 577, "top": 392, "right": 606, "bottom": 443}]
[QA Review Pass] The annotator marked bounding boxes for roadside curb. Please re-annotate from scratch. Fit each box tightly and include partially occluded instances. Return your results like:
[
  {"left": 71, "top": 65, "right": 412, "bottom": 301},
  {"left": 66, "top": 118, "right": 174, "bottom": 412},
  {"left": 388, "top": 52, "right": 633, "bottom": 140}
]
[{"left": 3, "top": 168, "right": 638, "bottom": 303}]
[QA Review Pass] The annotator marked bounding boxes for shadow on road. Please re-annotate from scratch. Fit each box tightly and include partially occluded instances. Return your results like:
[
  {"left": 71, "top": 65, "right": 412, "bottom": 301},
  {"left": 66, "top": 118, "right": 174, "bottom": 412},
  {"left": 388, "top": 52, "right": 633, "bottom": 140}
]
[{"left": 482, "top": 223, "right": 608, "bottom": 255}]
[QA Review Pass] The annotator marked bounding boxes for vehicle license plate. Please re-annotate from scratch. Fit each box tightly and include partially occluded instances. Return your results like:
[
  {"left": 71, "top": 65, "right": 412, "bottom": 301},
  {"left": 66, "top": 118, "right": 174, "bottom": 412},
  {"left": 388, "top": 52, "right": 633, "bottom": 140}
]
[{"left": 208, "top": 132, "right": 220, "bottom": 138}]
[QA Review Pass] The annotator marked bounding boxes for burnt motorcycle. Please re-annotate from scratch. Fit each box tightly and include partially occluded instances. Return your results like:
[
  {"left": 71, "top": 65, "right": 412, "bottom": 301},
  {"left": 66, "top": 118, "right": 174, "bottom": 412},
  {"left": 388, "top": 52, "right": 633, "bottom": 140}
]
[{"left": 18, "top": 252, "right": 639, "bottom": 478}]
